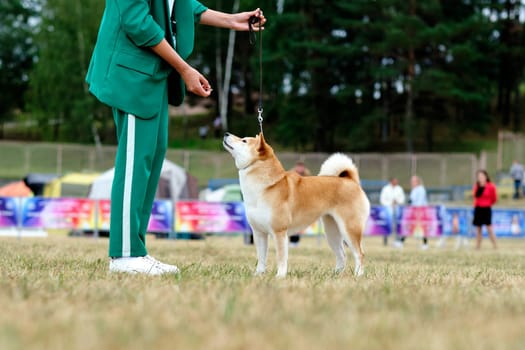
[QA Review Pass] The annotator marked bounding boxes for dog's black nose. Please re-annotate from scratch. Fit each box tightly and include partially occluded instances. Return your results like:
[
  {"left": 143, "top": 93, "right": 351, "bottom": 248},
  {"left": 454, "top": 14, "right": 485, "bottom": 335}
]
[{"left": 224, "top": 132, "right": 230, "bottom": 137}]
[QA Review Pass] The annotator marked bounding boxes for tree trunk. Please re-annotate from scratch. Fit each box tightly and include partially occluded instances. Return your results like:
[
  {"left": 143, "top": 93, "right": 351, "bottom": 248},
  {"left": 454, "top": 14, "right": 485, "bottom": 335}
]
[
  {"left": 215, "top": 0, "right": 223, "bottom": 119},
  {"left": 218, "top": 0, "right": 240, "bottom": 131},
  {"left": 75, "top": 0, "right": 102, "bottom": 151}
]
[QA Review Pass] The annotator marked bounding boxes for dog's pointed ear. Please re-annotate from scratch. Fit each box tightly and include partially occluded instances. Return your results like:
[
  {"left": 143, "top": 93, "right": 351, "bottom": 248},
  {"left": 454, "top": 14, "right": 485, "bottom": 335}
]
[{"left": 257, "top": 132, "right": 266, "bottom": 154}]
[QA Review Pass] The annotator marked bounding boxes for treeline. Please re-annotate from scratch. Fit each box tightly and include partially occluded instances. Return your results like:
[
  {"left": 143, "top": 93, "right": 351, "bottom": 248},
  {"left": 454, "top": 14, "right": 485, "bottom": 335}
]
[{"left": 1, "top": 0, "right": 524, "bottom": 151}]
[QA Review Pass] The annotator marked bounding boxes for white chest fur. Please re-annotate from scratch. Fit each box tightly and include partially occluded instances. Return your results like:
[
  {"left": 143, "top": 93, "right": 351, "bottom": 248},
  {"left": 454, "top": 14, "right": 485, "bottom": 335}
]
[{"left": 239, "top": 171, "right": 274, "bottom": 233}]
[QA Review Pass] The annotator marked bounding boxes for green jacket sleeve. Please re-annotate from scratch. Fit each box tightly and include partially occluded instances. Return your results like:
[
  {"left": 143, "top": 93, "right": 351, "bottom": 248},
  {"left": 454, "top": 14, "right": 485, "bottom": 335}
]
[
  {"left": 192, "top": 0, "right": 208, "bottom": 23},
  {"left": 115, "top": 0, "right": 165, "bottom": 47}
]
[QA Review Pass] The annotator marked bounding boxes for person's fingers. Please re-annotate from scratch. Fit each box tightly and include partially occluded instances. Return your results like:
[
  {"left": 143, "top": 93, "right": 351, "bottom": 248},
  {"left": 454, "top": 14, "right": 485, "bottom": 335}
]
[
  {"left": 200, "top": 75, "right": 210, "bottom": 90},
  {"left": 187, "top": 75, "right": 208, "bottom": 96},
  {"left": 189, "top": 84, "right": 210, "bottom": 97},
  {"left": 252, "top": 8, "right": 266, "bottom": 29},
  {"left": 182, "top": 68, "right": 211, "bottom": 97}
]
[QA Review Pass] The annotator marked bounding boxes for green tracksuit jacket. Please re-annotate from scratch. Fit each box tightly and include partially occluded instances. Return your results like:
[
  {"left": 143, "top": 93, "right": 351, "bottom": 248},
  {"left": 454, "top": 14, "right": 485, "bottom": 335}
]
[{"left": 86, "top": 0, "right": 207, "bottom": 116}]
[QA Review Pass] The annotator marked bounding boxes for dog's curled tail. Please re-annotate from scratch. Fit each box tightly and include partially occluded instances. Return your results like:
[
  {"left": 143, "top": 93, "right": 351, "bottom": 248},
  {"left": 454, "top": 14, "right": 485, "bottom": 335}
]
[{"left": 318, "top": 153, "right": 360, "bottom": 182}]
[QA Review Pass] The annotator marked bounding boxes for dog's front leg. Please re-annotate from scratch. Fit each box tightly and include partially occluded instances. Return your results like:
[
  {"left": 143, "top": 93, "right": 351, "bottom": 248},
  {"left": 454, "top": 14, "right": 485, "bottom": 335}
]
[
  {"left": 253, "top": 230, "right": 269, "bottom": 275},
  {"left": 274, "top": 231, "right": 288, "bottom": 278}
]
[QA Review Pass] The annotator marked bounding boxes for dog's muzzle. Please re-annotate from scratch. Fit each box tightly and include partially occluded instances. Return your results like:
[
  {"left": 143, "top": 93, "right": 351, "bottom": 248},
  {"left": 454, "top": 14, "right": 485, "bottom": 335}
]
[{"left": 223, "top": 133, "right": 234, "bottom": 150}]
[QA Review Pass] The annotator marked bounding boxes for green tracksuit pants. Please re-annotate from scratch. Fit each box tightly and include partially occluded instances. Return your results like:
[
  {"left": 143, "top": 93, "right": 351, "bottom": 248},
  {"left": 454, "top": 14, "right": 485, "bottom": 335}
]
[{"left": 109, "top": 84, "right": 168, "bottom": 258}]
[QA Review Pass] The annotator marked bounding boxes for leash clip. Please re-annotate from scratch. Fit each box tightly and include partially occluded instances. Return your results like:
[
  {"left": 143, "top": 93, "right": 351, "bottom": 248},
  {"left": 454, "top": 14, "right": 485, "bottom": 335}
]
[{"left": 257, "top": 107, "right": 264, "bottom": 132}]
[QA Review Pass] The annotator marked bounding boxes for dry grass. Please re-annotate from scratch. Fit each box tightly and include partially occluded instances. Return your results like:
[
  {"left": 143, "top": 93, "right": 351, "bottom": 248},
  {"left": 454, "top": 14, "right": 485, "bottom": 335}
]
[{"left": 0, "top": 234, "right": 524, "bottom": 350}]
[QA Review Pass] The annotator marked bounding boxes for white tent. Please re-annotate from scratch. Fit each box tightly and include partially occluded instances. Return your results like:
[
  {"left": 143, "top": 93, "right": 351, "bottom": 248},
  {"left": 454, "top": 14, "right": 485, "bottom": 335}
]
[{"left": 88, "top": 159, "right": 189, "bottom": 201}]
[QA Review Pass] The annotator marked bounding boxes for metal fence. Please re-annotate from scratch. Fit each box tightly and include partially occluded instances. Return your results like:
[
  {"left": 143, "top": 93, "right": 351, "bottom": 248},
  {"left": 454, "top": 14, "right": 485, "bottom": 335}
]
[
  {"left": 0, "top": 141, "right": 490, "bottom": 190},
  {"left": 497, "top": 131, "right": 525, "bottom": 171}
]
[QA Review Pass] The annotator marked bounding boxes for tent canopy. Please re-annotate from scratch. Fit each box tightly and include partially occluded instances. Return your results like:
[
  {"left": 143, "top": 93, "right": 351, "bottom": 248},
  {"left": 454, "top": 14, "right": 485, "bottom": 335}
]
[
  {"left": 24, "top": 173, "right": 59, "bottom": 196},
  {"left": 88, "top": 159, "right": 192, "bottom": 201},
  {"left": 0, "top": 181, "right": 33, "bottom": 197},
  {"left": 43, "top": 173, "right": 101, "bottom": 198}
]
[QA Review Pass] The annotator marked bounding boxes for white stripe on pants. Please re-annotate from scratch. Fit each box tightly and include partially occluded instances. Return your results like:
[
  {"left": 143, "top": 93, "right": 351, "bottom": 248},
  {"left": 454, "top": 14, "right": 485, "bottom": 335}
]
[{"left": 122, "top": 114, "right": 136, "bottom": 257}]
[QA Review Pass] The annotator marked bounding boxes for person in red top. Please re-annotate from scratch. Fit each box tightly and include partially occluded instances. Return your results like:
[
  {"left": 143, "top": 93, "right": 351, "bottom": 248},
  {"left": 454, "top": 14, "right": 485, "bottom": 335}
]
[{"left": 472, "top": 170, "right": 498, "bottom": 249}]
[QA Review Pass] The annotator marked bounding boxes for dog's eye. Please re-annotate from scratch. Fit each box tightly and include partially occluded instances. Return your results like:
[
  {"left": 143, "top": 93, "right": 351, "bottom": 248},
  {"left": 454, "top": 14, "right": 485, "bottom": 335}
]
[{"left": 242, "top": 139, "right": 247, "bottom": 143}]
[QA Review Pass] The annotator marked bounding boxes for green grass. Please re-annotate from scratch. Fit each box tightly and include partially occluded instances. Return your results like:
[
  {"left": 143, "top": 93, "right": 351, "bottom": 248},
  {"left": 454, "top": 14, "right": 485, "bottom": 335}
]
[{"left": 0, "top": 235, "right": 524, "bottom": 350}]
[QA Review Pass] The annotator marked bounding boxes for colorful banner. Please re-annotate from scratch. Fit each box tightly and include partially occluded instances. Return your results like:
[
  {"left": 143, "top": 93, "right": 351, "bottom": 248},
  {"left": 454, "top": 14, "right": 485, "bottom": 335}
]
[
  {"left": 489, "top": 209, "right": 525, "bottom": 238},
  {"left": 443, "top": 207, "right": 472, "bottom": 236},
  {"left": 442, "top": 207, "right": 525, "bottom": 238},
  {"left": 0, "top": 197, "right": 19, "bottom": 228},
  {"left": 148, "top": 200, "right": 173, "bottom": 233},
  {"left": 3, "top": 197, "right": 525, "bottom": 238},
  {"left": 21, "top": 197, "right": 96, "bottom": 229},
  {"left": 96, "top": 199, "right": 111, "bottom": 231},
  {"left": 300, "top": 221, "right": 323, "bottom": 235},
  {"left": 175, "top": 201, "right": 249, "bottom": 233},
  {"left": 396, "top": 206, "right": 444, "bottom": 237},
  {"left": 95, "top": 199, "right": 172, "bottom": 233},
  {"left": 364, "top": 206, "right": 392, "bottom": 236}
]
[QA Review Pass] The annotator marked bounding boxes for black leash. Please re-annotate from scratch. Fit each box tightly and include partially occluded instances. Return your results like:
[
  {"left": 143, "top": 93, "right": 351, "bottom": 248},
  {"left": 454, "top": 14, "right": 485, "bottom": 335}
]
[{"left": 248, "top": 15, "right": 264, "bottom": 134}]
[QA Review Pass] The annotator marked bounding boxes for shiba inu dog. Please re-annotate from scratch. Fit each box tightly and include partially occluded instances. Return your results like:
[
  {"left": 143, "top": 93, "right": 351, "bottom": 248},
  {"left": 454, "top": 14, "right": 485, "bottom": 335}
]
[{"left": 223, "top": 132, "right": 370, "bottom": 278}]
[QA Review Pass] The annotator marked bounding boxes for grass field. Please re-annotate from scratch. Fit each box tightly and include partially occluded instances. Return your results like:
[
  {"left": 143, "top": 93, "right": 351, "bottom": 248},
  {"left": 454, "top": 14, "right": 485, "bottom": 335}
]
[{"left": 0, "top": 234, "right": 524, "bottom": 350}]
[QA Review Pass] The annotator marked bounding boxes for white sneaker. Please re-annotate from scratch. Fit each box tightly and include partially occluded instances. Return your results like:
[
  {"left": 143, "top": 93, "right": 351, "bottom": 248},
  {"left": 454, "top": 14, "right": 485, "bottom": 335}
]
[
  {"left": 421, "top": 244, "right": 429, "bottom": 251},
  {"left": 393, "top": 241, "right": 404, "bottom": 249},
  {"left": 109, "top": 255, "right": 179, "bottom": 275},
  {"left": 145, "top": 255, "right": 180, "bottom": 273}
]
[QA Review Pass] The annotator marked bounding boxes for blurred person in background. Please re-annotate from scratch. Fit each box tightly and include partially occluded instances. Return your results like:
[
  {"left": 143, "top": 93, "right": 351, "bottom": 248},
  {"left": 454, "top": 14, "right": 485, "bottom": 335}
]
[
  {"left": 395, "top": 175, "right": 429, "bottom": 250},
  {"left": 509, "top": 160, "right": 524, "bottom": 199},
  {"left": 380, "top": 177, "right": 405, "bottom": 246},
  {"left": 472, "top": 170, "right": 497, "bottom": 250},
  {"left": 292, "top": 160, "right": 311, "bottom": 176}
]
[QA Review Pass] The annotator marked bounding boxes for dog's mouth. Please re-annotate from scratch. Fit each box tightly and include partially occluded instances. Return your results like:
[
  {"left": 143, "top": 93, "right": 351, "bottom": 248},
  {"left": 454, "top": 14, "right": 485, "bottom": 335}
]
[{"left": 223, "top": 138, "right": 234, "bottom": 151}]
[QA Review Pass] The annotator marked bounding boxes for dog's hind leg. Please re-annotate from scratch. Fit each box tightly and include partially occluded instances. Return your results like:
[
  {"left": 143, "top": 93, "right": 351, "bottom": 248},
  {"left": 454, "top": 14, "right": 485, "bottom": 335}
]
[
  {"left": 274, "top": 230, "right": 288, "bottom": 278},
  {"left": 333, "top": 215, "right": 365, "bottom": 277},
  {"left": 346, "top": 228, "right": 365, "bottom": 277},
  {"left": 322, "top": 215, "right": 346, "bottom": 273},
  {"left": 253, "top": 230, "right": 269, "bottom": 275}
]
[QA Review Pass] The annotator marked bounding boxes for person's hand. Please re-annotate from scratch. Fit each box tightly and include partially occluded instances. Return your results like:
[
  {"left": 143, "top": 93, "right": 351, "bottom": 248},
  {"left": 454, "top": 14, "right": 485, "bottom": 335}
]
[
  {"left": 230, "top": 8, "right": 266, "bottom": 31},
  {"left": 180, "top": 66, "right": 212, "bottom": 97}
]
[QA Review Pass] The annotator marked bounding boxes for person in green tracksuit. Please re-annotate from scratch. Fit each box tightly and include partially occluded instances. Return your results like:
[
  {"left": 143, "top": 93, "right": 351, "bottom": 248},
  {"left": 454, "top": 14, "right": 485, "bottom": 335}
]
[{"left": 86, "top": 0, "right": 266, "bottom": 275}]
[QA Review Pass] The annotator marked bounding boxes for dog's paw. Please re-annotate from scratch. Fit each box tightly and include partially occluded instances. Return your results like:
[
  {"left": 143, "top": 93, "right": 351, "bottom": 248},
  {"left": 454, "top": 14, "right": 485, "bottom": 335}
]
[
  {"left": 275, "top": 272, "right": 287, "bottom": 279},
  {"left": 354, "top": 267, "right": 364, "bottom": 277},
  {"left": 334, "top": 266, "right": 345, "bottom": 274}
]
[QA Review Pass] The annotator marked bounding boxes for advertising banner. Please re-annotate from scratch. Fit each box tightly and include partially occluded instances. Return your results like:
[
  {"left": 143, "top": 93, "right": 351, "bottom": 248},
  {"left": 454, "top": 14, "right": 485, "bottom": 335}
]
[
  {"left": 21, "top": 197, "right": 96, "bottom": 229},
  {"left": 0, "top": 197, "right": 19, "bottom": 228},
  {"left": 96, "top": 199, "right": 111, "bottom": 231},
  {"left": 96, "top": 199, "right": 172, "bottom": 233},
  {"left": 442, "top": 207, "right": 525, "bottom": 238},
  {"left": 396, "top": 206, "right": 444, "bottom": 237},
  {"left": 489, "top": 209, "right": 525, "bottom": 238},
  {"left": 300, "top": 220, "right": 323, "bottom": 235},
  {"left": 175, "top": 201, "right": 249, "bottom": 233},
  {"left": 364, "top": 206, "right": 393, "bottom": 236},
  {"left": 148, "top": 200, "right": 173, "bottom": 233},
  {"left": 1, "top": 196, "right": 525, "bottom": 238},
  {"left": 443, "top": 207, "right": 472, "bottom": 236}
]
